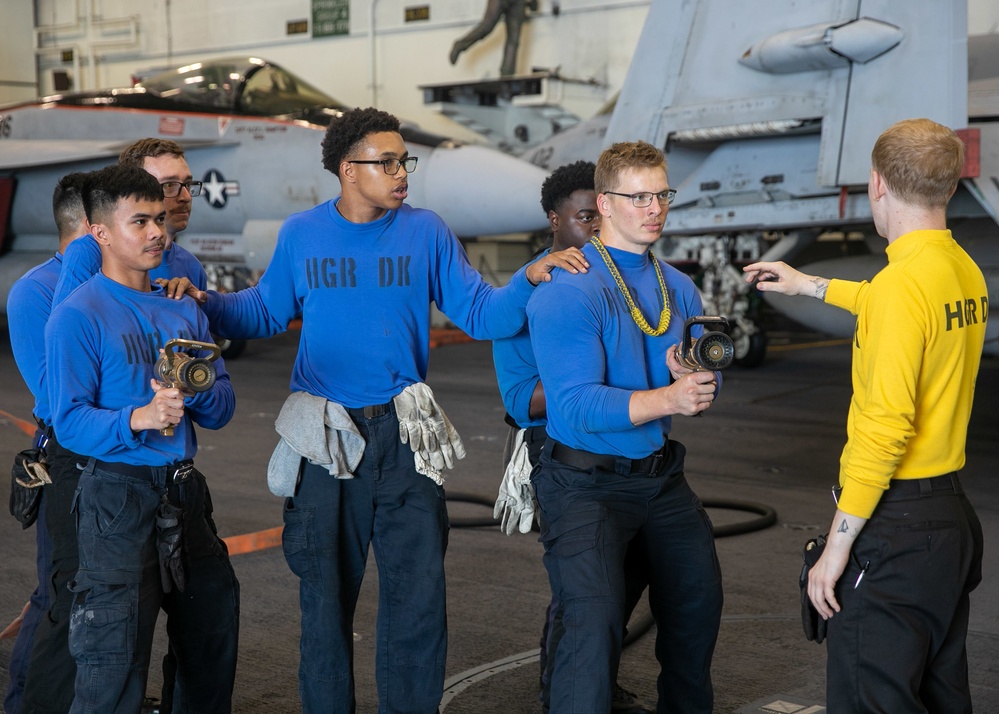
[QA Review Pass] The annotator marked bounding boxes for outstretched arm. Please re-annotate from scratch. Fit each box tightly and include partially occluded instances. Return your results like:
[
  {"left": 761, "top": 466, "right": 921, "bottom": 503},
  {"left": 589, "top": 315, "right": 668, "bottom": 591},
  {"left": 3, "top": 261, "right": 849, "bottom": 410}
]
[{"left": 743, "top": 260, "right": 829, "bottom": 299}]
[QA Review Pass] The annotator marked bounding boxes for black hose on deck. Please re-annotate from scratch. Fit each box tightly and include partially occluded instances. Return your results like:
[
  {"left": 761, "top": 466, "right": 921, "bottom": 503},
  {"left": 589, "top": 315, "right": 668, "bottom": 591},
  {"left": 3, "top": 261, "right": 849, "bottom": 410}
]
[{"left": 444, "top": 492, "right": 779, "bottom": 648}]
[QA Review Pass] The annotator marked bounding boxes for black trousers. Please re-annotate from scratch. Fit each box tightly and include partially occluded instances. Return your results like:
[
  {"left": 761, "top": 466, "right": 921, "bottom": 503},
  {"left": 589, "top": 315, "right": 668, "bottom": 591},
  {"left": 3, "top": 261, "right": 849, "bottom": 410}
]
[
  {"left": 826, "top": 476, "right": 983, "bottom": 713},
  {"left": 22, "top": 433, "right": 79, "bottom": 714}
]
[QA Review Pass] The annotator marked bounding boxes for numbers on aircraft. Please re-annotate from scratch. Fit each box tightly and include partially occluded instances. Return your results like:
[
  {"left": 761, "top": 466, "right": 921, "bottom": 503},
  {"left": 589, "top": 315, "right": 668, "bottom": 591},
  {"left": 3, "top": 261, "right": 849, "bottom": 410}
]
[
  {"left": 0, "top": 115, "right": 11, "bottom": 138},
  {"left": 530, "top": 145, "right": 554, "bottom": 170}
]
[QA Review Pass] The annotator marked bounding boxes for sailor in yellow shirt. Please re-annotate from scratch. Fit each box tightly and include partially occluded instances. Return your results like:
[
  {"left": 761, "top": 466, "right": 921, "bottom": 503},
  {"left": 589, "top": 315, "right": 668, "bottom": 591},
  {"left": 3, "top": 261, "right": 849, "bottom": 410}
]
[{"left": 743, "top": 118, "right": 988, "bottom": 713}]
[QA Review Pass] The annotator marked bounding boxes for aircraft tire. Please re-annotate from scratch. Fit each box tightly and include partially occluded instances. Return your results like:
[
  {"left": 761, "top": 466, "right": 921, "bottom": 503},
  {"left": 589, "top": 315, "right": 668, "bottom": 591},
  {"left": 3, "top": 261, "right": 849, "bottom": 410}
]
[
  {"left": 216, "top": 337, "right": 248, "bottom": 360},
  {"left": 735, "top": 331, "right": 767, "bottom": 369}
]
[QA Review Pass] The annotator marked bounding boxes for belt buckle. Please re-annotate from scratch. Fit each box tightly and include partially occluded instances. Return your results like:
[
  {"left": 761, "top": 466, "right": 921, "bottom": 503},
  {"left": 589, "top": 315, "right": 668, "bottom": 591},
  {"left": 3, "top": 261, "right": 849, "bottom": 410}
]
[
  {"left": 648, "top": 450, "right": 664, "bottom": 476},
  {"left": 171, "top": 464, "right": 193, "bottom": 484},
  {"left": 363, "top": 404, "right": 387, "bottom": 419}
]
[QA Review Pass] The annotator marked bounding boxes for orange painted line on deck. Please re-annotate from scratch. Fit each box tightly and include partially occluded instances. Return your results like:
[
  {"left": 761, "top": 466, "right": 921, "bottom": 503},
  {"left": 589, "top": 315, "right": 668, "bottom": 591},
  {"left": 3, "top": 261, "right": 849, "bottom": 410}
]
[
  {"left": 430, "top": 328, "right": 473, "bottom": 348},
  {"left": 223, "top": 525, "right": 284, "bottom": 555},
  {"left": 0, "top": 409, "right": 40, "bottom": 437}
]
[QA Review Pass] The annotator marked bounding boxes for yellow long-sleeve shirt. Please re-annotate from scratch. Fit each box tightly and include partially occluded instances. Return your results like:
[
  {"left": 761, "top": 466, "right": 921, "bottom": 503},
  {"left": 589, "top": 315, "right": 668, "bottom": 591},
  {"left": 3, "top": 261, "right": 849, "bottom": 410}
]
[{"left": 824, "top": 229, "right": 988, "bottom": 518}]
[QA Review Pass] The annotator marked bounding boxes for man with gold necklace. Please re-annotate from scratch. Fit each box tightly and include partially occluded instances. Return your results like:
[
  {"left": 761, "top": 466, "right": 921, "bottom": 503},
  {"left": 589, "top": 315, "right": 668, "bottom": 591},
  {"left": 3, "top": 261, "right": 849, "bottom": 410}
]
[{"left": 527, "top": 141, "right": 723, "bottom": 713}]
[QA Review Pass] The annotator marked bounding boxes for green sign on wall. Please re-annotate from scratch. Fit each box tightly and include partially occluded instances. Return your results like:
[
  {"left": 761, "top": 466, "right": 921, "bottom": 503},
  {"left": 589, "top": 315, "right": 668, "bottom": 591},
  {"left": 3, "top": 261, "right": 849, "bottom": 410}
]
[{"left": 312, "top": 0, "right": 349, "bottom": 37}]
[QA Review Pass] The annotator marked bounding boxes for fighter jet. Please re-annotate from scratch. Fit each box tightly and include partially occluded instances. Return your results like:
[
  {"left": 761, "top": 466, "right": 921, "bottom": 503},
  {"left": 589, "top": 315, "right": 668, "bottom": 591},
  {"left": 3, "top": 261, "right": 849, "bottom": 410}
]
[
  {"left": 514, "top": 0, "right": 999, "bottom": 365},
  {"left": 0, "top": 56, "right": 550, "bottom": 307}
]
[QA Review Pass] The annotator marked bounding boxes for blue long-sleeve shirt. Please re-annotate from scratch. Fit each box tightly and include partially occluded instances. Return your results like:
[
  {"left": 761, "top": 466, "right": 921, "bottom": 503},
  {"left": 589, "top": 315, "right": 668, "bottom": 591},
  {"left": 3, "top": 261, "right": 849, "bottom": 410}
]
[
  {"left": 527, "top": 242, "right": 707, "bottom": 458},
  {"left": 52, "top": 234, "right": 208, "bottom": 307},
  {"left": 46, "top": 275, "right": 234, "bottom": 465},
  {"left": 493, "top": 250, "right": 547, "bottom": 429},
  {"left": 203, "top": 199, "right": 535, "bottom": 407},
  {"left": 7, "top": 254, "right": 62, "bottom": 425}
]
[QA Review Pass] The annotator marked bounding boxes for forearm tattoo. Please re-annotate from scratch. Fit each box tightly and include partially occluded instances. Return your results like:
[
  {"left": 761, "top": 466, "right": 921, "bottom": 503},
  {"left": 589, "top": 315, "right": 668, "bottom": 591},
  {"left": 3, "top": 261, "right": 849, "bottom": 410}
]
[{"left": 836, "top": 518, "right": 860, "bottom": 540}]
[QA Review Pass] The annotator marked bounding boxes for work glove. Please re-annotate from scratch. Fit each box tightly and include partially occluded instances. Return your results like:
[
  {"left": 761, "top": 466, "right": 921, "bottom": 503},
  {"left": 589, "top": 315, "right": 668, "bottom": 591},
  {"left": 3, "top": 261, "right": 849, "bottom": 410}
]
[
  {"left": 156, "top": 494, "right": 186, "bottom": 593},
  {"left": 10, "top": 448, "right": 50, "bottom": 529},
  {"left": 432, "top": 409, "right": 466, "bottom": 471},
  {"left": 414, "top": 451, "right": 444, "bottom": 486},
  {"left": 493, "top": 429, "right": 536, "bottom": 535},
  {"left": 394, "top": 383, "right": 437, "bottom": 453},
  {"left": 394, "top": 384, "right": 466, "bottom": 478}
]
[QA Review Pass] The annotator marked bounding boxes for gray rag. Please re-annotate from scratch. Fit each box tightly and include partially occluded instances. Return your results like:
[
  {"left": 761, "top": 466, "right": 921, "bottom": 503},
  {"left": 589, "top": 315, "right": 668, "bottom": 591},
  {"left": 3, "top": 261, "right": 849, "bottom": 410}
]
[{"left": 267, "top": 392, "right": 365, "bottom": 497}]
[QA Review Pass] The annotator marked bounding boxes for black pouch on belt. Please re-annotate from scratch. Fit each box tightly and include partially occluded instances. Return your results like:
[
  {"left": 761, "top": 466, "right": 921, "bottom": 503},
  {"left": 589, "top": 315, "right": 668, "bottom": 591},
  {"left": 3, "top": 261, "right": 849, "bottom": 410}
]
[
  {"left": 800, "top": 534, "right": 828, "bottom": 644},
  {"left": 10, "top": 447, "right": 50, "bottom": 529}
]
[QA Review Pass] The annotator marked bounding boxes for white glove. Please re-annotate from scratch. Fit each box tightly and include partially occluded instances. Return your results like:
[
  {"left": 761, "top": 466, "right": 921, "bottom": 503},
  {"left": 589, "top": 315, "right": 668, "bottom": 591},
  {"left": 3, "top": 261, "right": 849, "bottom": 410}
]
[
  {"left": 394, "top": 383, "right": 438, "bottom": 453},
  {"left": 414, "top": 450, "right": 444, "bottom": 486},
  {"left": 434, "top": 409, "right": 466, "bottom": 470},
  {"left": 393, "top": 383, "right": 466, "bottom": 478},
  {"left": 493, "top": 429, "right": 536, "bottom": 535}
]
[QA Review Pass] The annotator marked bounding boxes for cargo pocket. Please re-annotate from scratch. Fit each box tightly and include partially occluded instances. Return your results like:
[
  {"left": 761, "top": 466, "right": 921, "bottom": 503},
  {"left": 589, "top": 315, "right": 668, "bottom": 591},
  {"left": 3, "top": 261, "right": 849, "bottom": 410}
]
[
  {"left": 75, "top": 474, "right": 146, "bottom": 584},
  {"left": 282, "top": 499, "right": 319, "bottom": 586},
  {"left": 68, "top": 585, "right": 135, "bottom": 666},
  {"left": 541, "top": 500, "right": 611, "bottom": 599}
]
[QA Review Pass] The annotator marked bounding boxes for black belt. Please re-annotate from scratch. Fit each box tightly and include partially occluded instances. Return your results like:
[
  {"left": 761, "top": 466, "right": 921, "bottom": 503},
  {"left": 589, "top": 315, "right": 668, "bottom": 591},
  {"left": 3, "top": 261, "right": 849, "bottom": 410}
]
[
  {"left": 551, "top": 441, "right": 668, "bottom": 476},
  {"left": 880, "top": 473, "right": 962, "bottom": 502},
  {"left": 92, "top": 459, "right": 195, "bottom": 485},
  {"left": 347, "top": 401, "right": 393, "bottom": 419},
  {"left": 524, "top": 425, "right": 547, "bottom": 446}
]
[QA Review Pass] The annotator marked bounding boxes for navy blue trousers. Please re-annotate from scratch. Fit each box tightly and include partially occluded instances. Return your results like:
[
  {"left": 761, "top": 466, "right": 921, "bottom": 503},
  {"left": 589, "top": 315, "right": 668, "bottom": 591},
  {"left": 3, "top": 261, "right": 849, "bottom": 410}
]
[
  {"left": 67, "top": 459, "right": 239, "bottom": 714},
  {"left": 22, "top": 432, "right": 77, "bottom": 714},
  {"left": 5, "top": 494, "right": 52, "bottom": 714},
  {"left": 282, "top": 404, "right": 449, "bottom": 714},
  {"left": 533, "top": 439, "right": 722, "bottom": 714}
]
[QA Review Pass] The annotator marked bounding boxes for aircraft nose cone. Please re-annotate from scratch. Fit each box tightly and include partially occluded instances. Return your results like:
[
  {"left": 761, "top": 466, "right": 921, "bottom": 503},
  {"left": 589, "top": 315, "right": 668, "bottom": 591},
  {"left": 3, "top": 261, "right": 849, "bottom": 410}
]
[{"left": 407, "top": 143, "right": 549, "bottom": 236}]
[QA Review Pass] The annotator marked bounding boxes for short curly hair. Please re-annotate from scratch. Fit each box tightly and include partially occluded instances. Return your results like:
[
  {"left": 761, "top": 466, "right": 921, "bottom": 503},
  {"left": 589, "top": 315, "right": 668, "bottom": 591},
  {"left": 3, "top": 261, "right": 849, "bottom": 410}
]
[
  {"left": 321, "top": 107, "right": 402, "bottom": 177},
  {"left": 540, "top": 160, "right": 596, "bottom": 216}
]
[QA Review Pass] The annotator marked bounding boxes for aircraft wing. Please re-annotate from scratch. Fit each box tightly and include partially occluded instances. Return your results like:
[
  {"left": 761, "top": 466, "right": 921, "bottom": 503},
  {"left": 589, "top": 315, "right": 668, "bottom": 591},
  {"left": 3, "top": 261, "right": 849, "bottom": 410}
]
[
  {"left": 0, "top": 140, "right": 126, "bottom": 171},
  {"left": 0, "top": 139, "right": 241, "bottom": 171}
]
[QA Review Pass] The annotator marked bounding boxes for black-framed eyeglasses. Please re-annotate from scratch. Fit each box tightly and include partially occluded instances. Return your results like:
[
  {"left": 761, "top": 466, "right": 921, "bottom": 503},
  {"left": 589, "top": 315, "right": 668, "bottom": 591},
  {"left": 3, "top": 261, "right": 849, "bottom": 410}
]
[
  {"left": 347, "top": 156, "right": 418, "bottom": 175},
  {"left": 160, "top": 181, "right": 203, "bottom": 198},
  {"left": 605, "top": 189, "right": 676, "bottom": 207}
]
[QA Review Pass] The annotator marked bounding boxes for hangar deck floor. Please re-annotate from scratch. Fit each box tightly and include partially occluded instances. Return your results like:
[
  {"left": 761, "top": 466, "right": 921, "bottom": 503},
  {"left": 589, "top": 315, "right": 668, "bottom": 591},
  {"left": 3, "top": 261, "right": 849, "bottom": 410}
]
[{"left": 2, "top": 322, "right": 997, "bottom": 713}]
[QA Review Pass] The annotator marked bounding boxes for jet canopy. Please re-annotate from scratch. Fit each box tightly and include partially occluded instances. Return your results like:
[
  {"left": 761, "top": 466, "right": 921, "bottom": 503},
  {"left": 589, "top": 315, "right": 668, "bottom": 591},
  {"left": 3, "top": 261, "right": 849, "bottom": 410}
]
[{"left": 136, "top": 57, "right": 350, "bottom": 118}]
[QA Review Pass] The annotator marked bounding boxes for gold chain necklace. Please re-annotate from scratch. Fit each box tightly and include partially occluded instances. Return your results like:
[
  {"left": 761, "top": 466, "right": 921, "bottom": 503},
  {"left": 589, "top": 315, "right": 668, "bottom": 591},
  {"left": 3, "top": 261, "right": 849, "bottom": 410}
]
[{"left": 590, "top": 236, "right": 671, "bottom": 336}]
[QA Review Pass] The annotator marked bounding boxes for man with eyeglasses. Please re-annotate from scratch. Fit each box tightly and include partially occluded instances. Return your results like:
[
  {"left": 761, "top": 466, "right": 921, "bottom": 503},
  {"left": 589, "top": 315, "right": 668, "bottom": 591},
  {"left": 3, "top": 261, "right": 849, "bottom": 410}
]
[
  {"left": 527, "top": 141, "right": 723, "bottom": 713},
  {"left": 181, "top": 106, "right": 587, "bottom": 713},
  {"left": 491, "top": 160, "right": 653, "bottom": 714}
]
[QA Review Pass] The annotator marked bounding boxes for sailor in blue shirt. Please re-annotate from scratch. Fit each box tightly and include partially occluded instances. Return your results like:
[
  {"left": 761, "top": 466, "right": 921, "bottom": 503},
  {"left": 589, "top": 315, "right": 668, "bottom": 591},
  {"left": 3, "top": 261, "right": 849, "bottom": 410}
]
[
  {"left": 46, "top": 164, "right": 238, "bottom": 714},
  {"left": 493, "top": 160, "right": 654, "bottom": 714},
  {"left": 5, "top": 172, "right": 90, "bottom": 714},
  {"left": 527, "top": 142, "right": 723, "bottom": 713},
  {"left": 186, "top": 107, "right": 587, "bottom": 714},
  {"left": 44, "top": 139, "right": 236, "bottom": 713}
]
